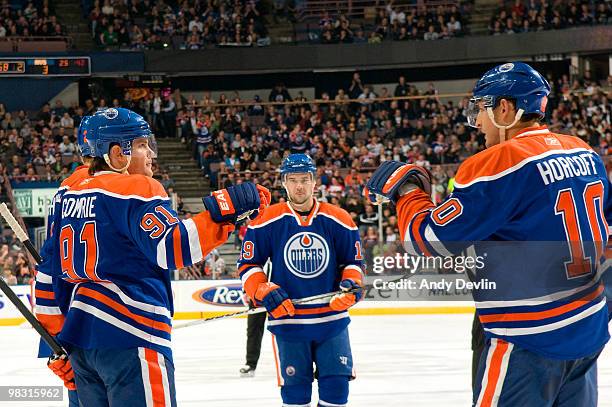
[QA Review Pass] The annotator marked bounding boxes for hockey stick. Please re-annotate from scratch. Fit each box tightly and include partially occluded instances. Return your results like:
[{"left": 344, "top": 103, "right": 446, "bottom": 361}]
[
  {"left": 0, "top": 203, "right": 66, "bottom": 355},
  {"left": 173, "top": 287, "right": 362, "bottom": 330}
]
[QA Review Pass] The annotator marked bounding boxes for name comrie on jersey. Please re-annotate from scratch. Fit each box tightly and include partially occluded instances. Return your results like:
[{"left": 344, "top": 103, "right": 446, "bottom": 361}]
[
  {"left": 61, "top": 195, "right": 97, "bottom": 218},
  {"left": 40, "top": 171, "right": 234, "bottom": 361}
]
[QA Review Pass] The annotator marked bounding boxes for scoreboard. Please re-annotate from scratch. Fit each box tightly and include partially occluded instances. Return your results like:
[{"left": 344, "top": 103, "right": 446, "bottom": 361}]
[{"left": 0, "top": 57, "right": 91, "bottom": 77}]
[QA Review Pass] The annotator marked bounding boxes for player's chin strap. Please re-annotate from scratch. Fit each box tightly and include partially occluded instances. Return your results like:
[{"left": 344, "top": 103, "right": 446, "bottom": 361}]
[
  {"left": 486, "top": 107, "right": 524, "bottom": 143},
  {"left": 103, "top": 153, "right": 131, "bottom": 173}
]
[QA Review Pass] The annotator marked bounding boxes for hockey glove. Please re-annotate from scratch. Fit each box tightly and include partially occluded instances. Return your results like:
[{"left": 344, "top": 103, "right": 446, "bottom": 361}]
[
  {"left": 364, "top": 161, "right": 432, "bottom": 205},
  {"left": 330, "top": 279, "right": 363, "bottom": 312},
  {"left": 255, "top": 282, "right": 295, "bottom": 319},
  {"left": 47, "top": 353, "right": 76, "bottom": 390},
  {"left": 203, "top": 183, "right": 270, "bottom": 224},
  {"left": 256, "top": 185, "right": 271, "bottom": 217}
]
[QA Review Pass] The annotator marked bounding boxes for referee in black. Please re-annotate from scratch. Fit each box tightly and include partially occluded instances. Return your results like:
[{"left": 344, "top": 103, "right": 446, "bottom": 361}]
[
  {"left": 471, "top": 313, "right": 485, "bottom": 389},
  {"left": 239, "top": 261, "right": 271, "bottom": 377},
  {"left": 240, "top": 309, "right": 266, "bottom": 377}
]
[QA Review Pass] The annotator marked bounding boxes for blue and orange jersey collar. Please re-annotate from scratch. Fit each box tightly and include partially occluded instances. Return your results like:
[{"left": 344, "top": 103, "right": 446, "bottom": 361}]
[
  {"left": 513, "top": 125, "right": 550, "bottom": 139},
  {"left": 286, "top": 198, "right": 320, "bottom": 227},
  {"left": 61, "top": 165, "right": 92, "bottom": 188}
]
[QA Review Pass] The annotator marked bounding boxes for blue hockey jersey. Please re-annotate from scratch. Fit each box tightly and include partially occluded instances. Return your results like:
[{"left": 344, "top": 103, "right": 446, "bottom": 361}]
[
  {"left": 43, "top": 170, "right": 234, "bottom": 361},
  {"left": 396, "top": 125, "right": 611, "bottom": 359},
  {"left": 238, "top": 200, "right": 365, "bottom": 342},
  {"left": 35, "top": 165, "right": 89, "bottom": 340}
]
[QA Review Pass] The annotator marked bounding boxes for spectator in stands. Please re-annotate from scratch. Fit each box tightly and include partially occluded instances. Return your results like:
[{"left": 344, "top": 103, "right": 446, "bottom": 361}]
[
  {"left": 269, "top": 83, "right": 292, "bottom": 104},
  {"left": 359, "top": 204, "right": 379, "bottom": 232},
  {"left": 160, "top": 171, "right": 175, "bottom": 193},
  {"left": 424, "top": 24, "right": 439, "bottom": 40},
  {"left": 2, "top": 268, "right": 17, "bottom": 285},
  {"left": 100, "top": 24, "right": 118, "bottom": 47},
  {"left": 447, "top": 15, "right": 462, "bottom": 35},
  {"left": 348, "top": 71, "right": 364, "bottom": 101},
  {"left": 60, "top": 112, "right": 74, "bottom": 128},
  {"left": 58, "top": 135, "right": 76, "bottom": 157}
]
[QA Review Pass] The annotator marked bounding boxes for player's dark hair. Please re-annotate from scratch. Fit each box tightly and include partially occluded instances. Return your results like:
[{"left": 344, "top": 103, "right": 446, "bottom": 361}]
[
  {"left": 88, "top": 142, "right": 118, "bottom": 175},
  {"left": 88, "top": 157, "right": 111, "bottom": 175},
  {"left": 497, "top": 97, "right": 544, "bottom": 123}
]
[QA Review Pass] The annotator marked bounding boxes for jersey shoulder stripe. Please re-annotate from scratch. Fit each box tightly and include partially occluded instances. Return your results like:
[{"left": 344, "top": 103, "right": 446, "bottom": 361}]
[
  {"left": 60, "top": 166, "right": 90, "bottom": 188},
  {"left": 249, "top": 203, "right": 293, "bottom": 228},
  {"left": 68, "top": 171, "right": 168, "bottom": 200},
  {"left": 454, "top": 127, "right": 593, "bottom": 188},
  {"left": 317, "top": 202, "right": 357, "bottom": 230}
]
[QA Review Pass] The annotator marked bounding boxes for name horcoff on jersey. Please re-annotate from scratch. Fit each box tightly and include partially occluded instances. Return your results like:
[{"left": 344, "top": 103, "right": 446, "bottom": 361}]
[{"left": 536, "top": 152, "right": 598, "bottom": 185}]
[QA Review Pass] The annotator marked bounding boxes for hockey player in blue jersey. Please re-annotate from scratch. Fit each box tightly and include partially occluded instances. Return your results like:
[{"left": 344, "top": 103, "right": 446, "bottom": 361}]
[
  {"left": 366, "top": 62, "right": 610, "bottom": 407},
  {"left": 238, "top": 154, "right": 365, "bottom": 407},
  {"left": 42, "top": 107, "right": 270, "bottom": 407},
  {"left": 35, "top": 116, "right": 94, "bottom": 405}
]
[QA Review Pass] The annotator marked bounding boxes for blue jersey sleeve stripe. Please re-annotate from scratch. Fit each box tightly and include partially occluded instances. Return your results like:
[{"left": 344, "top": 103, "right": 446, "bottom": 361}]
[
  {"left": 423, "top": 224, "right": 454, "bottom": 257},
  {"left": 178, "top": 222, "right": 193, "bottom": 267},
  {"left": 170, "top": 222, "right": 191, "bottom": 270}
]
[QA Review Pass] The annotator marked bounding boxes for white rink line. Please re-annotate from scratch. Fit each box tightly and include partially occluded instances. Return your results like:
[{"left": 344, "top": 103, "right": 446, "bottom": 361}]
[{"left": 0, "top": 315, "right": 610, "bottom": 406}]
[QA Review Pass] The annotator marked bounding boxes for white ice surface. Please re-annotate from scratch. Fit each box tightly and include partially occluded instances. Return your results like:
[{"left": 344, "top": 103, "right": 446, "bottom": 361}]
[{"left": 0, "top": 314, "right": 610, "bottom": 406}]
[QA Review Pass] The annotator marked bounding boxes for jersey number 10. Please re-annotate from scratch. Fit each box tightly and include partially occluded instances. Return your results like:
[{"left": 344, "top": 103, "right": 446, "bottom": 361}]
[{"left": 554, "top": 181, "right": 606, "bottom": 279}]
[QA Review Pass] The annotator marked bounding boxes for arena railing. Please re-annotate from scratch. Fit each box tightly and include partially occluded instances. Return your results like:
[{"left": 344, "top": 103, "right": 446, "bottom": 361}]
[
  {"left": 0, "top": 36, "right": 72, "bottom": 52},
  {"left": 186, "top": 91, "right": 471, "bottom": 111},
  {"left": 181, "top": 86, "right": 609, "bottom": 116}
]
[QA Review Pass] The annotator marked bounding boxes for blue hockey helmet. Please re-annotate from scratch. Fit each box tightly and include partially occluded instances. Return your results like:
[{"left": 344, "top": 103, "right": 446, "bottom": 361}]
[
  {"left": 280, "top": 154, "right": 317, "bottom": 179},
  {"left": 467, "top": 62, "right": 551, "bottom": 128},
  {"left": 86, "top": 107, "right": 153, "bottom": 160},
  {"left": 77, "top": 115, "right": 93, "bottom": 157}
]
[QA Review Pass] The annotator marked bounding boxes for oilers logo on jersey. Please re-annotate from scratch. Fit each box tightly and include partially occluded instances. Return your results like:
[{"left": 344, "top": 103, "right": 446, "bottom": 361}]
[
  {"left": 283, "top": 232, "right": 330, "bottom": 279},
  {"left": 238, "top": 201, "right": 364, "bottom": 342}
]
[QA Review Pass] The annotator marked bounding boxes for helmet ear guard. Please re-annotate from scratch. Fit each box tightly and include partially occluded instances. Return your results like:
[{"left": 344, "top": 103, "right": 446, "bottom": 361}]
[
  {"left": 102, "top": 139, "right": 133, "bottom": 173},
  {"left": 486, "top": 105, "right": 524, "bottom": 142}
]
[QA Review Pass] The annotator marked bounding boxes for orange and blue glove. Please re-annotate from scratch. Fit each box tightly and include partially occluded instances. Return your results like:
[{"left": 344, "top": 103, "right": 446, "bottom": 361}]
[
  {"left": 203, "top": 183, "right": 270, "bottom": 224},
  {"left": 330, "top": 279, "right": 363, "bottom": 312},
  {"left": 47, "top": 353, "right": 76, "bottom": 390},
  {"left": 254, "top": 282, "right": 295, "bottom": 319},
  {"left": 364, "top": 161, "right": 432, "bottom": 205}
]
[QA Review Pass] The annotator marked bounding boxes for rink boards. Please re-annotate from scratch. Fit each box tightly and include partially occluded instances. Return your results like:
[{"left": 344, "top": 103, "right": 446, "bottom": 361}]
[{"left": 0, "top": 277, "right": 475, "bottom": 325}]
